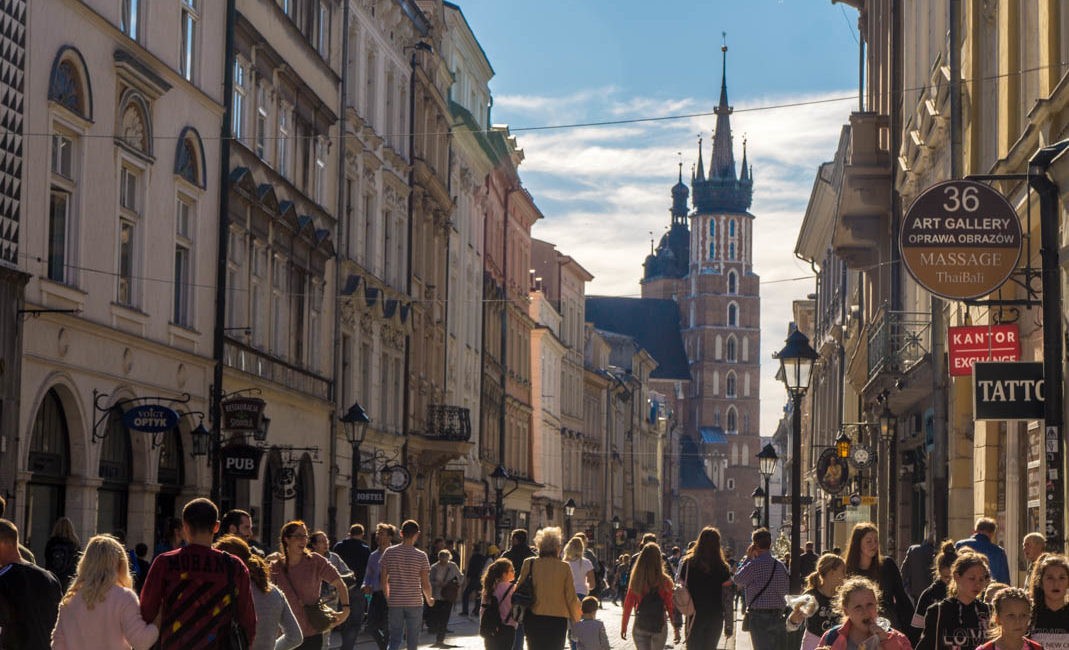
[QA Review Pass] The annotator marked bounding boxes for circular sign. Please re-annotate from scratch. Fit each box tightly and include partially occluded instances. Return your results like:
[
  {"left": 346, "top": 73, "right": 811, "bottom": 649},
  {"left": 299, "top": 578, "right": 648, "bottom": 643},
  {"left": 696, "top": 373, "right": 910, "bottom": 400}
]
[
  {"left": 382, "top": 465, "right": 412, "bottom": 493},
  {"left": 816, "top": 447, "right": 850, "bottom": 495},
  {"left": 850, "top": 444, "right": 875, "bottom": 470},
  {"left": 900, "top": 180, "right": 1022, "bottom": 300}
]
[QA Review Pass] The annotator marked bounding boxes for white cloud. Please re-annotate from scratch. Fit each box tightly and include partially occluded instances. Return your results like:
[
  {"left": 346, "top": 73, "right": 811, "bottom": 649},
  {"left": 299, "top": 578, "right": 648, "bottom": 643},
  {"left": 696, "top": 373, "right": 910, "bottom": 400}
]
[{"left": 516, "top": 88, "right": 852, "bottom": 436}]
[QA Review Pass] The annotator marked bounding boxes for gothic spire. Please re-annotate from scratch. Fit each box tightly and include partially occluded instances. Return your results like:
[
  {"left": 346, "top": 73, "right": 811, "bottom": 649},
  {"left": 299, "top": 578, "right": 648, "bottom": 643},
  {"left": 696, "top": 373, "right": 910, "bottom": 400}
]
[
  {"left": 740, "top": 136, "right": 749, "bottom": 182},
  {"left": 710, "top": 41, "right": 736, "bottom": 181},
  {"left": 695, "top": 136, "right": 705, "bottom": 181}
]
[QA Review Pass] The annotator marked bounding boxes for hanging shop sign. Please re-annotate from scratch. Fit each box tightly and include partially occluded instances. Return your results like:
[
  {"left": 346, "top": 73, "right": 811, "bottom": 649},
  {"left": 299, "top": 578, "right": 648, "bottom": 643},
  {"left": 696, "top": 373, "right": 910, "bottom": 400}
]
[
  {"left": 438, "top": 469, "right": 465, "bottom": 505},
  {"left": 816, "top": 447, "right": 850, "bottom": 495},
  {"left": 221, "top": 397, "right": 266, "bottom": 431},
  {"left": 122, "top": 404, "right": 180, "bottom": 433},
  {"left": 462, "top": 504, "right": 497, "bottom": 520},
  {"left": 274, "top": 466, "right": 298, "bottom": 500},
  {"left": 948, "top": 324, "right": 1021, "bottom": 377},
  {"left": 900, "top": 180, "right": 1022, "bottom": 300},
  {"left": 221, "top": 444, "right": 264, "bottom": 479},
  {"left": 354, "top": 488, "right": 386, "bottom": 506},
  {"left": 973, "top": 361, "right": 1044, "bottom": 420},
  {"left": 381, "top": 464, "right": 412, "bottom": 493}
]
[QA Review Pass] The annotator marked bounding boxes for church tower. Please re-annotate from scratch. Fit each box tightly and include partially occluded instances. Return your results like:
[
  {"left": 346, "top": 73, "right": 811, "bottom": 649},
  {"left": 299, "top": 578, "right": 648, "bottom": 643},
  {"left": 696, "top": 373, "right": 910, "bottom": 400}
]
[{"left": 643, "top": 44, "right": 760, "bottom": 552}]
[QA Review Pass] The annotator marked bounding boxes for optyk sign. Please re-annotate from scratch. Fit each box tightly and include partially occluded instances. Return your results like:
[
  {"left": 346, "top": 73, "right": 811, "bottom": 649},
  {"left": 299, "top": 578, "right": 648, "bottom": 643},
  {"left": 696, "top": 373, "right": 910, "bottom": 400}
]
[
  {"left": 973, "top": 361, "right": 1044, "bottom": 420},
  {"left": 122, "top": 404, "right": 180, "bottom": 433}
]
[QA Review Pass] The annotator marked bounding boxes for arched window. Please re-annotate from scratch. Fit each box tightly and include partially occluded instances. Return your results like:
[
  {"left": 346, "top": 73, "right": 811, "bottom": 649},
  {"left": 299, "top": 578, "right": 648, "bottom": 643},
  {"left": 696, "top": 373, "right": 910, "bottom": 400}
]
[
  {"left": 715, "top": 335, "right": 723, "bottom": 359},
  {"left": 728, "top": 303, "right": 738, "bottom": 327},
  {"left": 710, "top": 220, "right": 716, "bottom": 236},
  {"left": 728, "top": 242, "right": 736, "bottom": 260},
  {"left": 729, "top": 219, "right": 736, "bottom": 237},
  {"left": 726, "top": 336, "right": 737, "bottom": 362},
  {"left": 741, "top": 442, "right": 750, "bottom": 465},
  {"left": 730, "top": 443, "right": 739, "bottom": 465},
  {"left": 726, "top": 372, "right": 737, "bottom": 397},
  {"left": 27, "top": 389, "right": 71, "bottom": 557},
  {"left": 98, "top": 410, "right": 133, "bottom": 535},
  {"left": 49, "top": 47, "right": 93, "bottom": 120},
  {"left": 174, "top": 127, "right": 206, "bottom": 188},
  {"left": 727, "top": 407, "right": 738, "bottom": 433},
  {"left": 728, "top": 270, "right": 737, "bottom": 294},
  {"left": 679, "top": 497, "right": 699, "bottom": 544}
]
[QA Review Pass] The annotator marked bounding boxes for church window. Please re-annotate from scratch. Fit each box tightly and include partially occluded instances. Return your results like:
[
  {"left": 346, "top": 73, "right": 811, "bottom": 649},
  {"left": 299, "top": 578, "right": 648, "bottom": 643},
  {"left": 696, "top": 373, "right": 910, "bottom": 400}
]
[
  {"left": 726, "top": 372, "right": 737, "bottom": 397},
  {"left": 728, "top": 303, "right": 738, "bottom": 327},
  {"left": 742, "top": 337, "right": 749, "bottom": 361},
  {"left": 715, "top": 335, "right": 722, "bottom": 359},
  {"left": 741, "top": 442, "right": 749, "bottom": 464},
  {"left": 744, "top": 373, "right": 751, "bottom": 396},
  {"left": 726, "top": 336, "right": 736, "bottom": 362},
  {"left": 714, "top": 409, "right": 721, "bottom": 426},
  {"left": 710, "top": 220, "right": 715, "bottom": 236},
  {"left": 729, "top": 219, "right": 736, "bottom": 237},
  {"left": 728, "top": 270, "right": 737, "bottom": 294},
  {"left": 730, "top": 443, "right": 738, "bottom": 465},
  {"left": 712, "top": 371, "right": 719, "bottom": 395},
  {"left": 728, "top": 242, "right": 736, "bottom": 260},
  {"left": 727, "top": 408, "right": 737, "bottom": 433},
  {"left": 709, "top": 243, "right": 716, "bottom": 260}
]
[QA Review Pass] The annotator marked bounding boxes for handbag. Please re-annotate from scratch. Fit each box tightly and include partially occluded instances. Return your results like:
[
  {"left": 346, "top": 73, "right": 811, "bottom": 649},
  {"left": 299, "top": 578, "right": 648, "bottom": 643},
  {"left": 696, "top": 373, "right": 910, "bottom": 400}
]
[
  {"left": 281, "top": 563, "right": 336, "bottom": 633},
  {"left": 673, "top": 560, "right": 696, "bottom": 617},
  {"left": 741, "top": 561, "right": 778, "bottom": 632},
  {"left": 441, "top": 577, "right": 460, "bottom": 603},
  {"left": 222, "top": 553, "right": 249, "bottom": 650},
  {"left": 510, "top": 557, "right": 536, "bottom": 609}
]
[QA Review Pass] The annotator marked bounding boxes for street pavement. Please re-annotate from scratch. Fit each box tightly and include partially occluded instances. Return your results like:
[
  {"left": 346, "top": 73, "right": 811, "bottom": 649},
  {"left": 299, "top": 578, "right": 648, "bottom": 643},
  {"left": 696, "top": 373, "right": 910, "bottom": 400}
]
[{"left": 348, "top": 598, "right": 755, "bottom": 650}]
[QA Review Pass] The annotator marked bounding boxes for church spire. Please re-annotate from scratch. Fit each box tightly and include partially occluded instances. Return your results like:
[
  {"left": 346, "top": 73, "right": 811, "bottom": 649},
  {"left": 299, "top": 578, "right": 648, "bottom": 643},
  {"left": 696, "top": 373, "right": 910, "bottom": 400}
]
[
  {"left": 695, "top": 136, "right": 705, "bottom": 181},
  {"left": 711, "top": 39, "right": 736, "bottom": 181},
  {"left": 740, "top": 136, "right": 749, "bottom": 182},
  {"left": 671, "top": 156, "right": 689, "bottom": 221}
]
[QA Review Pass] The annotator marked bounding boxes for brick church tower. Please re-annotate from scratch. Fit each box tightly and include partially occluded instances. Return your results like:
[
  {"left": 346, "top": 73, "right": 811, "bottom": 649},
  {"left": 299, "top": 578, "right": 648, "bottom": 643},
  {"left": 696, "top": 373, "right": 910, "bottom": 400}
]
[{"left": 642, "top": 45, "right": 761, "bottom": 553}]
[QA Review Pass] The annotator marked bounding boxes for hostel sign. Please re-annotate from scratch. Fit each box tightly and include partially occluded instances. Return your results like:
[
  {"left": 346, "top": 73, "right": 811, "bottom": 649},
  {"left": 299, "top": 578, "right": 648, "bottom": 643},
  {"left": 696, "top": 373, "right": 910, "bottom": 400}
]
[
  {"left": 948, "top": 324, "right": 1021, "bottom": 376},
  {"left": 900, "top": 180, "right": 1022, "bottom": 300}
]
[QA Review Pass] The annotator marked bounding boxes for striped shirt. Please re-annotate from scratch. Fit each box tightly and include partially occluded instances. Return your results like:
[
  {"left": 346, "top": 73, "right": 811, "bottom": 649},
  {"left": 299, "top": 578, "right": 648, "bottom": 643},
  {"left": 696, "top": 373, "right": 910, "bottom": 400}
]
[
  {"left": 381, "top": 543, "right": 430, "bottom": 607},
  {"left": 733, "top": 551, "right": 789, "bottom": 610}
]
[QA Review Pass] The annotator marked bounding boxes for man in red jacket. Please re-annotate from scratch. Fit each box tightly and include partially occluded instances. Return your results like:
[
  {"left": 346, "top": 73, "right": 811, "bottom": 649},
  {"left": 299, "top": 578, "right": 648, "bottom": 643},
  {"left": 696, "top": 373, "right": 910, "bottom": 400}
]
[{"left": 141, "top": 498, "right": 257, "bottom": 649}]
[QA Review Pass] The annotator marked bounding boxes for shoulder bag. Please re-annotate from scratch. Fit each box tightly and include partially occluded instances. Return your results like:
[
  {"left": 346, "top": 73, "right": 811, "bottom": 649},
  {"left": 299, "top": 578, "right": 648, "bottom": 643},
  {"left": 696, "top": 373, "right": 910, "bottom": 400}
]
[
  {"left": 741, "top": 560, "right": 777, "bottom": 632},
  {"left": 281, "top": 560, "right": 336, "bottom": 633},
  {"left": 222, "top": 553, "right": 249, "bottom": 650},
  {"left": 673, "top": 560, "right": 696, "bottom": 617},
  {"left": 510, "top": 557, "right": 536, "bottom": 609}
]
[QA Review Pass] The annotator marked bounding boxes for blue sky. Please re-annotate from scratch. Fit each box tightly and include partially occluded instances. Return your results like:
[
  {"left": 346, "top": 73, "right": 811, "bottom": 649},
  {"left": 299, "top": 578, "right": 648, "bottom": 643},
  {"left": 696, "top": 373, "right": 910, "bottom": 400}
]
[{"left": 452, "top": 1, "right": 862, "bottom": 436}]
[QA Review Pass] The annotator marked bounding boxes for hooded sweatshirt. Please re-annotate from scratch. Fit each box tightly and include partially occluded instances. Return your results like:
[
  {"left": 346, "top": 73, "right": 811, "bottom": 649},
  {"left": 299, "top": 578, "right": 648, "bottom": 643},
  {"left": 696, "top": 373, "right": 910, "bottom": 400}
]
[{"left": 916, "top": 597, "right": 990, "bottom": 650}]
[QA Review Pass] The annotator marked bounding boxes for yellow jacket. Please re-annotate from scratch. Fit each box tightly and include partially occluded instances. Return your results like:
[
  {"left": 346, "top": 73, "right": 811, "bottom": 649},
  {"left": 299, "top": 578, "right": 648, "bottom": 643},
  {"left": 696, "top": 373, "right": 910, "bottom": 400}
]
[{"left": 517, "top": 555, "right": 582, "bottom": 622}]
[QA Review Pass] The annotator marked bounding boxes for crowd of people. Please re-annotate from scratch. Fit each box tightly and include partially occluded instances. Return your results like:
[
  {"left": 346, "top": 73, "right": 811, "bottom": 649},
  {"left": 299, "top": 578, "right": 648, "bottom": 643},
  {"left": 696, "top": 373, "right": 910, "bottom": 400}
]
[{"left": 2, "top": 500, "right": 1069, "bottom": 650}]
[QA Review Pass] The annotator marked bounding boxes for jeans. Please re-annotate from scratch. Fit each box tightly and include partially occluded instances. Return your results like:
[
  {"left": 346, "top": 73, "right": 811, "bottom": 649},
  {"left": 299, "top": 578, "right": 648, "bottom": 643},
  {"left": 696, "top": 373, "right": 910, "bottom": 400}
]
[
  {"left": 460, "top": 580, "right": 481, "bottom": 615},
  {"left": 337, "top": 596, "right": 366, "bottom": 650},
  {"left": 633, "top": 625, "right": 669, "bottom": 650},
  {"left": 687, "top": 613, "right": 724, "bottom": 649},
  {"left": 524, "top": 613, "right": 568, "bottom": 649},
  {"left": 387, "top": 605, "right": 423, "bottom": 650},
  {"left": 512, "top": 622, "right": 525, "bottom": 650},
  {"left": 430, "top": 600, "right": 452, "bottom": 643},
  {"left": 366, "top": 592, "right": 389, "bottom": 650},
  {"left": 486, "top": 626, "right": 517, "bottom": 650},
  {"left": 748, "top": 609, "right": 788, "bottom": 650}
]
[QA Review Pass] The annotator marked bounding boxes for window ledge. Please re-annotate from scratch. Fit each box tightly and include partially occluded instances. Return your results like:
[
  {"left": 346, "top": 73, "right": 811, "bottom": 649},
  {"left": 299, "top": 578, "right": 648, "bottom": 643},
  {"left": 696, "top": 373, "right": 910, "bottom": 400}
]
[
  {"left": 39, "top": 278, "right": 87, "bottom": 310},
  {"left": 168, "top": 322, "right": 201, "bottom": 353},
  {"left": 110, "top": 301, "right": 149, "bottom": 335}
]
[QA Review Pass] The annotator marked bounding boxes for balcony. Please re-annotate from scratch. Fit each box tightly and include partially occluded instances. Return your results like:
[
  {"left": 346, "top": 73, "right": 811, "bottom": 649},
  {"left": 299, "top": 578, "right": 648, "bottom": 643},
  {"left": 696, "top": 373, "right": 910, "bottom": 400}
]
[
  {"left": 832, "top": 112, "right": 892, "bottom": 269},
  {"left": 866, "top": 305, "right": 932, "bottom": 386},
  {"left": 408, "top": 404, "right": 474, "bottom": 469},
  {"left": 223, "top": 339, "right": 330, "bottom": 400}
]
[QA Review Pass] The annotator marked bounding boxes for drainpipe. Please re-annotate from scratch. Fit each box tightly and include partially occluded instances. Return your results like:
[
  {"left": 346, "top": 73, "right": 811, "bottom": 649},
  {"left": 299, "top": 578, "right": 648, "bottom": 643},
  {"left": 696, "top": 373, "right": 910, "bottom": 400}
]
[
  {"left": 327, "top": 0, "right": 351, "bottom": 542},
  {"left": 211, "top": 0, "right": 238, "bottom": 506},
  {"left": 1029, "top": 139, "right": 1069, "bottom": 551}
]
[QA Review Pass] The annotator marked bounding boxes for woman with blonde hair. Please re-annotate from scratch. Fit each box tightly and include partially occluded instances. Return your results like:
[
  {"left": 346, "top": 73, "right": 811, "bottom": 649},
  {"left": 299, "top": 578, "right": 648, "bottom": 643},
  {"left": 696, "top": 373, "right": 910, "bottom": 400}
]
[
  {"left": 51, "top": 534, "right": 158, "bottom": 650},
  {"left": 515, "top": 526, "right": 582, "bottom": 648},
  {"left": 564, "top": 536, "right": 596, "bottom": 600},
  {"left": 269, "top": 520, "right": 350, "bottom": 650},
  {"left": 816, "top": 577, "right": 911, "bottom": 650},
  {"left": 621, "top": 543, "right": 681, "bottom": 650},
  {"left": 216, "top": 534, "right": 303, "bottom": 650},
  {"left": 45, "top": 516, "right": 81, "bottom": 591},
  {"left": 787, "top": 553, "right": 846, "bottom": 650}
]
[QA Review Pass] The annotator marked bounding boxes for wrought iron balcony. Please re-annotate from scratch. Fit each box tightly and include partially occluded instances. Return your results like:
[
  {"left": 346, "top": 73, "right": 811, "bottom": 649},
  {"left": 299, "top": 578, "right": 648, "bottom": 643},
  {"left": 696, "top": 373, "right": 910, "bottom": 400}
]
[
  {"left": 425, "top": 404, "right": 472, "bottom": 441},
  {"left": 866, "top": 305, "right": 931, "bottom": 383}
]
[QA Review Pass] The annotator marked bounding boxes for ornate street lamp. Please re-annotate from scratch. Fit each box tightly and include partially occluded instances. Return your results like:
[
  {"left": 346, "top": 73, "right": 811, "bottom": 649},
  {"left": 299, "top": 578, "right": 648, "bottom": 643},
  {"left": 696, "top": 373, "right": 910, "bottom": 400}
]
[
  {"left": 835, "top": 429, "right": 852, "bottom": 459},
  {"left": 491, "top": 465, "right": 509, "bottom": 544},
  {"left": 190, "top": 421, "right": 211, "bottom": 457},
  {"left": 564, "top": 497, "right": 577, "bottom": 538},
  {"left": 777, "top": 328, "right": 818, "bottom": 594},
  {"left": 752, "top": 486, "right": 767, "bottom": 510},
  {"left": 611, "top": 515, "right": 620, "bottom": 530},
  {"left": 879, "top": 404, "right": 898, "bottom": 556},
  {"left": 879, "top": 406, "right": 897, "bottom": 443},
  {"left": 756, "top": 443, "right": 778, "bottom": 528},
  {"left": 341, "top": 401, "right": 370, "bottom": 513},
  {"left": 750, "top": 509, "right": 762, "bottom": 528}
]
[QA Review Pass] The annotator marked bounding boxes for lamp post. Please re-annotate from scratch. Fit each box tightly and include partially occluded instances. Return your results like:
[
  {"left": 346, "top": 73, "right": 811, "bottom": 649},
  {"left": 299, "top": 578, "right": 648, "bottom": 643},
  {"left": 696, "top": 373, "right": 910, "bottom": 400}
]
[
  {"left": 879, "top": 405, "right": 898, "bottom": 556},
  {"left": 341, "top": 401, "right": 370, "bottom": 517},
  {"left": 835, "top": 429, "right": 852, "bottom": 459},
  {"left": 564, "top": 497, "right": 576, "bottom": 539},
  {"left": 777, "top": 328, "right": 818, "bottom": 594},
  {"left": 756, "top": 443, "right": 778, "bottom": 530},
  {"left": 491, "top": 465, "right": 509, "bottom": 546},
  {"left": 750, "top": 509, "right": 762, "bottom": 529},
  {"left": 752, "top": 486, "right": 767, "bottom": 528}
]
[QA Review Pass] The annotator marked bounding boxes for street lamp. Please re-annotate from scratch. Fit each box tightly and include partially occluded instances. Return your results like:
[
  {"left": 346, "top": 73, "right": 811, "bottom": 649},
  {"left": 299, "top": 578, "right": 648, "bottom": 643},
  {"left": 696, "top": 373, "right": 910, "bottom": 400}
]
[
  {"left": 879, "top": 404, "right": 898, "bottom": 556},
  {"left": 611, "top": 515, "right": 620, "bottom": 530},
  {"left": 756, "top": 443, "right": 778, "bottom": 529},
  {"left": 341, "top": 401, "right": 370, "bottom": 515},
  {"left": 750, "top": 509, "right": 762, "bottom": 528},
  {"left": 564, "top": 498, "right": 577, "bottom": 538},
  {"left": 835, "top": 429, "right": 852, "bottom": 459},
  {"left": 190, "top": 420, "right": 212, "bottom": 457},
  {"left": 491, "top": 465, "right": 509, "bottom": 545},
  {"left": 752, "top": 486, "right": 766, "bottom": 510},
  {"left": 777, "top": 328, "right": 818, "bottom": 594}
]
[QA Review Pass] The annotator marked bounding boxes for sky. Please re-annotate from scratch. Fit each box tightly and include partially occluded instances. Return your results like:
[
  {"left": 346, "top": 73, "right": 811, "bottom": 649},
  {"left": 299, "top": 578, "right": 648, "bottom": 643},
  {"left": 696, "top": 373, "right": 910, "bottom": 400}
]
[{"left": 451, "top": 1, "right": 862, "bottom": 439}]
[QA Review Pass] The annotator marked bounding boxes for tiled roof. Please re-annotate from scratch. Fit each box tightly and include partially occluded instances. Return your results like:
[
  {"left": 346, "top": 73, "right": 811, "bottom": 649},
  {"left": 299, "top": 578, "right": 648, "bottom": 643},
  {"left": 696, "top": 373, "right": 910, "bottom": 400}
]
[
  {"left": 585, "top": 297, "right": 691, "bottom": 381},
  {"left": 699, "top": 426, "right": 728, "bottom": 445}
]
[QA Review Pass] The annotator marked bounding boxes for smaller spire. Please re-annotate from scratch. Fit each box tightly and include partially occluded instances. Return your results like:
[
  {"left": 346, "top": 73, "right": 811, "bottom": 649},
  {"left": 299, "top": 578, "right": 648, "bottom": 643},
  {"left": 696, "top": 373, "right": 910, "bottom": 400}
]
[
  {"left": 740, "top": 136, "right": 749, "bottom": 182},
  {"left": 718, "top": 34, "right": 729, "bottom": 112},
  {"left": 695, "top": 136, "right": 705, "bottom": 181}
]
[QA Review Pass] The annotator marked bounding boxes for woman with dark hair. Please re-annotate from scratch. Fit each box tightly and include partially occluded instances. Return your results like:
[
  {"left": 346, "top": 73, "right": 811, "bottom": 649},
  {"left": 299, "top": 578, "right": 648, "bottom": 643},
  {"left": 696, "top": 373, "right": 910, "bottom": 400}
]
[
  {"left": 678, "top": 527, "right": 734, "bottom": 649},
  {"left": 842, "top": 522, "right": 913, "bottom": 633},
  {"left": 1026, "top": 553, "right": 1069, "bottom": 648},
  {"left": 916, "top": 552, "right": 991, "bottom": 650},
  {"left": 216, "top": 534, "right": 303, "bottom": 650},
  {"left": 481, "top": 558, "right": 517, "bottom": 650},
  {"left": 45, "top": 516, "right": 81, "bottom": 591},
  {"left": 269, "top": 521, "right": 350, "bottom": 650},
  {"left": 908, "top": 540, "right": 957, "bottom": 645}
]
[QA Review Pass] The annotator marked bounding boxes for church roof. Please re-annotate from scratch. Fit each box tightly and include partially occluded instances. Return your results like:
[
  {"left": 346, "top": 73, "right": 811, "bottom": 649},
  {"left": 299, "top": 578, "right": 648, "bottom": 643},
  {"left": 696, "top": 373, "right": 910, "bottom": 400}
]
[
  {"left": 584, "top": 297, "right": 691, "bottom": 381},
  {"left": 692, "top": 44, "right": 753, "bottom": 214},
  {"left": 679, "top": 434, "right": 717, "bottom": 490},
  {"left": 699, "top": 426, "right": 728, "bottom": 445}
]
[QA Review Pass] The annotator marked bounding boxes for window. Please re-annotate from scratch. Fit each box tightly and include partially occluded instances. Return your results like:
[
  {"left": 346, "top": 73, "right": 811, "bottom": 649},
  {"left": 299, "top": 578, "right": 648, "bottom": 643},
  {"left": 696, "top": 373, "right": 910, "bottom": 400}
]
[
  {"left": 726, "top": 408, "right": 737, "bottom": 432},
  {"left": 173, "top": 197, "right": 193, "bottom": 326},
  {"left": 728, "top": 270, "right": 737, "bottom": 294},
  {"left": 726, "top": 336, "right": 737, "bottom": 362},
  {"left": 121, "top": 0, "right": 141, "bottom": 41},
  {"left": 710, "top": 220, "right": 715, "bottom": 236},
  {"left": 729, "top": 219, "right": 736, "bottom": 237},
  {"left": 232, "top": 61, "right": 247, "bottom": 139},
  {"left": 180, "top": 0, "right": 199, "bottom": 81},
  {"left": 117, "top": 165, "right": 141, "bottom": 305},
  {"left": 726, "top": 372, "right": 737, "bottom": 398},
  {"left": 48, "top": 133, "right": 77, "bottom": 283},
  {"left": 277, "top": 104, "right": 290, "bottom": 178},
  {"left": 316, "top": 1, "right": 330, "bottom": 58},
  {"left": 314, "top": 138, "right": 327, "bottom": 204},
  {"left": 709, "top": 243, "right": 716, "bottom": 260},
  {"left": 256, "top": 86, "right": 269, "bottom": 159},
  {"left": 726, "top": 478, "right": 735, "bottom": 491},
  {"left": 726, "top": 511, "right": 735, "bottom": 523},
  {"left": 251, "top": 244, "right": 266, "bottom": 347},
  {"left": 728, "top": 303, "right": 738, "bottom": 327},
  {"left": 52, "top": 134, "right": 73, "bottom": 178},
  {"left": 728, "top": 242, "right": 736, "bottom": 260}
]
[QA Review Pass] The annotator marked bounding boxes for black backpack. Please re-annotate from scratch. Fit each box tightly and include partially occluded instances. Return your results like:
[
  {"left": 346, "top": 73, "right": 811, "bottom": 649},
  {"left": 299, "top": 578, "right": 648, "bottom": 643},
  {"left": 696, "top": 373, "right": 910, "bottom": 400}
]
[
  {"left": 480, "top": 584, "right": 514, "bottom": 639},
  {"left": 635, "top": 588, "right": 666, "bottom": 633}
]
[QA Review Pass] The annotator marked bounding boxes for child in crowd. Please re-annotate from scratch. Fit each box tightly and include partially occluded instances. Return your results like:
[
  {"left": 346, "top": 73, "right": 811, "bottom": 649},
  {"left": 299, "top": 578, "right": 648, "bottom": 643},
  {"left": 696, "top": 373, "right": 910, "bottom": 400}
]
[
  {"left": 977, "top": 587, "right": 1040, "bottom": 650},
  {"left": 916, "top": 551, "right": 991, "bottom": 650},
  {"left": 788, "top": 553, "right": 846, "bottom": 650},
  {"left": 571, "top": 596, "right": 610, "bottom": 650},
  {"left": 817, "top": 576, "right": 911, "bottom": 650},
  {"left": 1028, "top": 553, "right": 1069, "bottom": 649}
]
